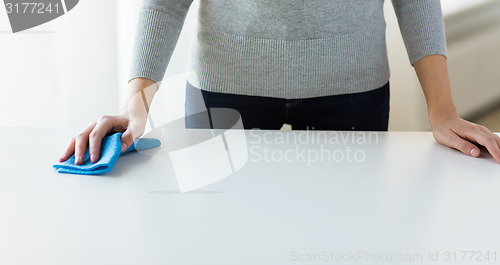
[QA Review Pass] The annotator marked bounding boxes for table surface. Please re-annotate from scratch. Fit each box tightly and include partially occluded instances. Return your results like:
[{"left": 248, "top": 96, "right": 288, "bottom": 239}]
[{"left": 0, "top": 127, "right": 499, "bottom": 265}]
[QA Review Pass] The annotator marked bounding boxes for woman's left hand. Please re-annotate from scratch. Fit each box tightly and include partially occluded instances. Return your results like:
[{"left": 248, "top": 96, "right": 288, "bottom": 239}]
[{"left": 430, "top": 111, "right": 500, "bottom": 164}]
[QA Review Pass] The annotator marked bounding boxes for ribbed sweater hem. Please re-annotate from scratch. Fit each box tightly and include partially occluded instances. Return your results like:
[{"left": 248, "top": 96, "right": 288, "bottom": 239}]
[{"left": 187, "top": 22, "right": 391, "bottom": 99}]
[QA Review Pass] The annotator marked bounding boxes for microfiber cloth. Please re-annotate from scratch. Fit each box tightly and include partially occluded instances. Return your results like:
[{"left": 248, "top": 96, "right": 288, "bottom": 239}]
[{"left": 52, "top": 132, "right": 161, "bottom": 175}]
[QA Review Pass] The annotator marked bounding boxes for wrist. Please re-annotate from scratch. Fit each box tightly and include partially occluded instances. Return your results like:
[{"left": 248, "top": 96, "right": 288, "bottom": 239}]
[
  {"left": 120, "top": 78, "right": 157, "bottom": 119},
  {"left": 119, "top": 104, "right": 148, "bottom": 126},
  {"left": 428, "top": 104, "right": 458, "bottom": 128}
]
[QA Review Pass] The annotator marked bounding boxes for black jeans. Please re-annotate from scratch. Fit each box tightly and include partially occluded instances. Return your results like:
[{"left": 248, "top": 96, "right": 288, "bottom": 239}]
[{"left": 185, "top": 82, "right": 390, "bottom": 131}]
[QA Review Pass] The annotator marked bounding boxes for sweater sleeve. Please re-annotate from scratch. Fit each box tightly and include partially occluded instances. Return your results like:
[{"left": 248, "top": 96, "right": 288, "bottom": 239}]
[
  {"left": 391, "top": 0, "right": 447, "bottom": 65},
  {"left": 129, "top": 0, "right": 195, "bottom": 83}
]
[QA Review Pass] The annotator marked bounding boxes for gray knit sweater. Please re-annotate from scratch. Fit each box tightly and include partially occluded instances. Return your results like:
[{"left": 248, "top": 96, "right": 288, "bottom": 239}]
[{"left": 130, "top": 0, "right": 447, "bottom": 99}]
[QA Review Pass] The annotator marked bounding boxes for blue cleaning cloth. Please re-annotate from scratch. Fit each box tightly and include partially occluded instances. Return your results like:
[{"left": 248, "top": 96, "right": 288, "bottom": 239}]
[{"left": 53, "top": 132, "right": 161, "bottom": 175}]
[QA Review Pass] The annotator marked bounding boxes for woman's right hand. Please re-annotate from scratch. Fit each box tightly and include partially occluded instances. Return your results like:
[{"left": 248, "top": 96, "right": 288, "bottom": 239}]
[
  {"left": 59, "top": 114, "right": 146, "bottom": 165},
  {"left": 59, "top": 78, "right": 157, "bottom": 165}
]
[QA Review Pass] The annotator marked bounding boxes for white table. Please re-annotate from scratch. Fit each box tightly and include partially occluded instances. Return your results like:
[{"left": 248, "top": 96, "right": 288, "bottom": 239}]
[{"left": 0, "top": 128, "right": 499, "bottom": 265}]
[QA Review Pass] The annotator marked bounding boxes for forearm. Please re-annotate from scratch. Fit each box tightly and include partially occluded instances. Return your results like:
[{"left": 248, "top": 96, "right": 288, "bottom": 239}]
[
  {"left": 413, "top": 54, "right": 500, "bottom": 163},
  {"left": 120, "top": 77, "right": 158, "bottom": 127},
  {"left": 413, "top": 54, "right": 457, "bottom": 123}
]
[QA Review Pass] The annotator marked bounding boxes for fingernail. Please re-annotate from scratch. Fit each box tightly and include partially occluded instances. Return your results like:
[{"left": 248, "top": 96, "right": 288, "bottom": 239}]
[
  {"left": 121, "top": 143, "right": 127, "bottom": 152},
  {"left": 470, "top": 148, "right": 480, "bottom": 157},
  {"left": 90, "top": 154, "right": 96, "bottom": 163},
  {"left": 75, "top": 156, "right": 82, "bottom": 164}
]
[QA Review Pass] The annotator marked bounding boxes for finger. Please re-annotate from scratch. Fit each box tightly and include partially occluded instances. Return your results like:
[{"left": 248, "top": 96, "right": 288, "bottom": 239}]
[
  {"left": 74, "top": 132, "right": 90, "bottom": 165},
  {"left": 88, "top": 116, "right": 118, "bottom": 163},
  {"left": 459, "top": 125, "right": 500, "bottom": 163},
  {"left": 494, "top": 133, "right": 500, "bottom": 150},
  {"left": 120, "top": 123, "right": 144, "bottom": 153},
  {"left": 60, "top": 121, "right": 95, "bottom": 162},
  {"left": 59, "top": 137, "right": 76, "bottom": 162},
  {"left": 440, "top": 130, "right": 481, "bottom": 158},
  {"left": 120, "top": 128, "right": 134, "bottom": 153},
  {"left": 479, "top": 126, "right": 500, "bottom": 149},
  {"left": 475, "top": 130, "right": 500, "bottom": 164}
]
